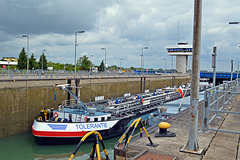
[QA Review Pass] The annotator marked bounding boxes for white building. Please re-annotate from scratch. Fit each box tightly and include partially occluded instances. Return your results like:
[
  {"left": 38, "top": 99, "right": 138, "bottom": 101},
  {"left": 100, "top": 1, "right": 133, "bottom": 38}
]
[{"left": 166, "top": 42, "right": 192, "bottom": 73}]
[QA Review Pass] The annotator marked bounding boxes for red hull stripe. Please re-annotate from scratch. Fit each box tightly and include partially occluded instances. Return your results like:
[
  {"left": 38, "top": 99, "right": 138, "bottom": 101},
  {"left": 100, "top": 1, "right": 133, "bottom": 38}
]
[{"left": 32, "top": 127, "right": 88, "bottom": 138}]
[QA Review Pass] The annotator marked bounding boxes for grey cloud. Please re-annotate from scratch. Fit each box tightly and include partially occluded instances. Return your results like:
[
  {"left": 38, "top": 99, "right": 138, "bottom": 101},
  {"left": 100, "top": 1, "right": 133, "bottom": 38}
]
[{"left": 0, "top": 0, "right": 240, "bottom": 71}]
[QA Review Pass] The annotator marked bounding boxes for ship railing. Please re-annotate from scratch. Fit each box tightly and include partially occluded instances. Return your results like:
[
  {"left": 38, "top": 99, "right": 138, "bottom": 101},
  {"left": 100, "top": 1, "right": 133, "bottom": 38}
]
[{"left": 62, "top": 99, "right": 78, "bottom": 106}]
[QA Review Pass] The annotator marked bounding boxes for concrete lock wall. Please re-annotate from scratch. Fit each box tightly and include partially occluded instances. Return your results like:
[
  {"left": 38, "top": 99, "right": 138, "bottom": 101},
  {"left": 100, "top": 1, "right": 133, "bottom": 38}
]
[{"left": 0, "top": 76, "right": 190, "bottom": 138}]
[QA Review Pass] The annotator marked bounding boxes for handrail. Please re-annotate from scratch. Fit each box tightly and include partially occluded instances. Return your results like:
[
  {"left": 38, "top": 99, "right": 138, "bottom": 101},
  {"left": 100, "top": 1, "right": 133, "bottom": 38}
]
[{"left": 201, "top": 79, "right": 240, "bottom": 134}]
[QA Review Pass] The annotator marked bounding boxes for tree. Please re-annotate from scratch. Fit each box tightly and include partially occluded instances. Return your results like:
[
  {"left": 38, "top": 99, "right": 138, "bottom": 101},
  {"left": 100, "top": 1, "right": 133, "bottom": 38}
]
[
  {"left": 17, "top": 48, "right": 27, "bottom": 69},
  {"left": 99, "top": 60, "right": 105, "bottom": 72},
  {"left": 65, "top": 63, "right": 73, "bottom": 71},
  {"left": 109, "top": 65, "right": 118, "bottom": 70},
  {"left": 38, "top": 53, "right": 48, "bottom": 70},
  {"left": 29, "top": 53, "right": 37, "bottom": 70},
  {"left": 53, "top": 62, "right": 65, "bottom": 70},
  {"left": 77, "top": 55, "right": 90, "bottom": 70}
]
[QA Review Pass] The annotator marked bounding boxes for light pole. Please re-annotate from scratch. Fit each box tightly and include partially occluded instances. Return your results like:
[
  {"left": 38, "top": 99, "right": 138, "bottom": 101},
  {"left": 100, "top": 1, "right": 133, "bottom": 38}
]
[
  {"left": 42, "top": 50, "right": 46, "bottom": 70},
  {"left": 237, "top": 64, "right": 239, "bottom": 86},
  {"left": 163, "top": 59, "right": 167, "bottom": 71},
  {"left": 120, "top": 59, "right": 124, "bottom": 70},
  {"left": 229, "top": 22, "right": 240, "bottom": 82},
  {"left": 212, "top": 46, "right": 217, "bottom": 87},
  {"left": 140, "top": 47, "right": 148, "bottom": 75},
  {"left": 22, "top": 35, "right": 29, "bottom": 74},
  {"left": 101, "top": 48, "right": 107, "bottom": 72},
  {"left": 74, "top": 30, "right": 85, "bottom": 79},
  {"left": 229, "top": 22, "right": 240, "bottom": 24},
  {"left": 231, "top": 59, "right": 233, "bottom": 81},
  {"left": 89, "top": 54, "right": 94, "bottom": 72},
  {"left": 180, "top": 0, "right": 203, "bottom": 154}
]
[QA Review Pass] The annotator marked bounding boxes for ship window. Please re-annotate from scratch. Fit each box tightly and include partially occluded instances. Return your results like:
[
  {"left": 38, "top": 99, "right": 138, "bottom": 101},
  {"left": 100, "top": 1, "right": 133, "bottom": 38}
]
[
  {"left": 101, "top": 117, "right": 105, "bottom": 121},
  {"left": 86, "top": 118, "right": 90, "bottom": 122},
  {"left": 94, "top": 118, "right": 98, "bottom": 122},
  {"left": 107, "top": 117, "right": 111, "bottom": 120}
]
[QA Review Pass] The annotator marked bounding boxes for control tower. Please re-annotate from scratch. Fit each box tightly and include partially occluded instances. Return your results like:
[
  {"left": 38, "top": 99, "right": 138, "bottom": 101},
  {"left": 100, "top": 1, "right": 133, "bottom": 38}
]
[{"left": 166, "top": 42, "right": 192, "bottom": 73}]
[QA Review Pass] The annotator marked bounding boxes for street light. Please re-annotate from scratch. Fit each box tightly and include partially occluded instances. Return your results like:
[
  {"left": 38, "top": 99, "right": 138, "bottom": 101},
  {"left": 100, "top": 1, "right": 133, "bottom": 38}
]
[
  {"left": 120, "top": 59, "right": 124, "bottom": 70},
  {"left": 163, "top": 59, "right": 167, "bottom": 71},
  {"left": 42, "top": 50, "right": 46, "bottom": 70},
  {"left": 74, "top": 30, "right": 85, "bottom": 79},
  {"left": 101, "top": 48, "right": 107, "bottom": 71},
  {"left": 229, "top": 22, "right": 240, "bottom": 24},
  {"left": 22, "top": 35, "right": 29, "bottom": 74},
  {"left": 140, "top": 47, "right": 148, "bottom": 75},
  {"left": 229, "top": 22, "right": 240, "bottom": 82},
  {"left": 89, "top": 54, "right": 94, "bottom": 72},
  {"left": 231, "top": 59, "right": 233, "bottom": 81}
]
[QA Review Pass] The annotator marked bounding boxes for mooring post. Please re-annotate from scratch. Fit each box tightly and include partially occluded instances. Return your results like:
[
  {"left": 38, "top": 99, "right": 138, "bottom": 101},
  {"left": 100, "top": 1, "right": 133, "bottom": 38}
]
[{"left": 180, "top": 0, "right": 204, "bottom": 154}]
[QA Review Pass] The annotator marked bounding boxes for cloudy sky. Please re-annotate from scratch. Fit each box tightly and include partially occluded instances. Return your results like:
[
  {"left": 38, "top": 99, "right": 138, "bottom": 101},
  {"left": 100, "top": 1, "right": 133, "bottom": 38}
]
[{"left": 0, "top": 0, "right": 240, "bottom": 71}]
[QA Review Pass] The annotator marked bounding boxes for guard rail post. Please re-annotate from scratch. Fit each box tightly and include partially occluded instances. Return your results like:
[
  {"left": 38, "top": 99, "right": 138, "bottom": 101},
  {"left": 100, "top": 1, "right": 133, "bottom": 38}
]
[
  {"left": 215, "top": 87, "right": 219, "bottom": 117},
  {"left": 201, "top": 91, "right": 210, "bottom": 133},
  {"left": 223, "top": 84, "right": 226, "bottom": 108},
  {"left": 227, "top": 83, "right": 230, "bottom": 100}
]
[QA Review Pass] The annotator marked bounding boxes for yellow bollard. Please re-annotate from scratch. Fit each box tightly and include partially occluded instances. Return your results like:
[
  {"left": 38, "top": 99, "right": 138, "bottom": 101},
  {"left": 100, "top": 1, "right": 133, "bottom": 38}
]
[{"left": 155, "top": 122, "right": 176, "bottom": 137}]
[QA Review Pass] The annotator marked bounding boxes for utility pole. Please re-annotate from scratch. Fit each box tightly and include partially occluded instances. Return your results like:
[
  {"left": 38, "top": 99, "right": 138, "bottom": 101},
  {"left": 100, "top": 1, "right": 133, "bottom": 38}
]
[
  {"left": 237, "top": 64, "right": 239, "bottom": 88},
  {"left": 231, "top": 60, "right": 233, "bottom": 81},
  {"left": 74, "top": 31, "right": 85, "bottom": 79},
  {"left": 180, "top": 0, "right": 203, "bottom": 154},
  {"left": 212, "top": 46, "right": 217, "bottom": 87}
]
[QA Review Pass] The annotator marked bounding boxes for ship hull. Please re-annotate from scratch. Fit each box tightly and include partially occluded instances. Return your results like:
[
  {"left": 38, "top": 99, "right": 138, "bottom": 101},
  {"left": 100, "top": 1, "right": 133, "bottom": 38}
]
[{"left": 32, "top": 108, "right": 158, "bottom": 145}]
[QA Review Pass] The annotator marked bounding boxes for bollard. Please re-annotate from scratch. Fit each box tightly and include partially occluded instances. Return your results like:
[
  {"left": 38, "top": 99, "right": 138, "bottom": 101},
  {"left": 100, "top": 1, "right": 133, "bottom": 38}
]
[{"left": 155, "top": 122, "right": 176, "bottom": 137}]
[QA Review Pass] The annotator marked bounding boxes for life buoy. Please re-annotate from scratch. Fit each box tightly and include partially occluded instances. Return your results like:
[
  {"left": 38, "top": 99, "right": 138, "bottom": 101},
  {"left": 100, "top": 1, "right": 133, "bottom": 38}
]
[
  {"left": 84, "top": 116, "right": 88, "bottom": 122},
  {"left": 54, "top": 112, "right": 59, "bottom": 118}
]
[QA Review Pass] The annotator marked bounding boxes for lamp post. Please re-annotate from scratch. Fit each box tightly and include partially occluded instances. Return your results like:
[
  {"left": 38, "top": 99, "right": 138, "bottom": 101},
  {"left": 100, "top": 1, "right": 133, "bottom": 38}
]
[
  {"left": 74, "top": 30, "right": 85, "bottom": 79},
  {"left": 89, "top": 54, "right": 94, "bottom": 72},
  {"left": 237, "top": 64, "right": 239, "bottom": 87},
  {"left": 140, "top": 47, "right": 148, "bottom": 75},
  {"left": 212, "top": 47, "right": 217, "bottom": 87},
  {"left": 101, "top": 48, "right": 107, "bottom": 72},
  {"left": 229, "top": 22, "right": 240, "bottom": 82},
  {"left": 120, "top": 59, "right": 124, "bottom": 70},
  {"left": 163, "top": 59, "right": 167, "bottom": 71},
  {"left": 22, "top": 35, "right": 29, "bottom": 74},
  {"left": 231, "top": 59, "right": 233, "bottom": 81},
  {"left": 229, "top": 22, "right": 240, "bottom": 24},
  {"left": 180, "top": 0, "right": 203, "bottom": 154},
  {"left": 42, "top": 50, "right": 46, "bottom": 70}
]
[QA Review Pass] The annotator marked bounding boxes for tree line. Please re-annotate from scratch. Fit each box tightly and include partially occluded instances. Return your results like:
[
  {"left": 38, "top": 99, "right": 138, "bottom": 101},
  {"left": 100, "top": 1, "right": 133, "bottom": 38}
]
[{"left": 16, "top": 47, "right": 108, "bottom": 71}]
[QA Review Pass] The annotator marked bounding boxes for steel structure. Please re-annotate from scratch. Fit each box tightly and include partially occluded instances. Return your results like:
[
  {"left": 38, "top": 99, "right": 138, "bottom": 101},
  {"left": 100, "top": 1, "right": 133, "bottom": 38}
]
[{"left": 201, "top": 79, "right": 240, "bottom": 134}]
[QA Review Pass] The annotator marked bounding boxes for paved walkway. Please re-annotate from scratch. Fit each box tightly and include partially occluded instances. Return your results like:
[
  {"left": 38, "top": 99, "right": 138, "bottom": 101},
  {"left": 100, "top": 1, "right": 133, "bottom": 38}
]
[{"left": 128, "top": 94, "right": 240, "bottom": 160}]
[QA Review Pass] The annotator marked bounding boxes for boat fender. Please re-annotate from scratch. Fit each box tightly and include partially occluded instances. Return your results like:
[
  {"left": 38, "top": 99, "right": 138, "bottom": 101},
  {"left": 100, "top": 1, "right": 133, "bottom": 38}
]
[
  {"left": 54, "top": 112, "right": 59, "bottom": 118},
  {"left": 84, "top": 116, "right": 88, "bottom": 122}
]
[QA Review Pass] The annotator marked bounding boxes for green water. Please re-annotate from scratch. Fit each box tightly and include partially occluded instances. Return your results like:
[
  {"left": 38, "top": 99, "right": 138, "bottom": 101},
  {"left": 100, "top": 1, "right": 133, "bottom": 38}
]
[{"left": 0, "top": 132, "right": 119, "bottom": 160}]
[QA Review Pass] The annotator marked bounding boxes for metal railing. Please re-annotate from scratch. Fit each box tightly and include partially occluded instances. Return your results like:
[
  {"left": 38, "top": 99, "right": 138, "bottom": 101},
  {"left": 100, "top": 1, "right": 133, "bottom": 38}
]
[
  {"left": 0, "top": 69, "right": 188, "bottom": 80},
  {"left": 201, "top": 79, "right": 240, "bottom": 134}
]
